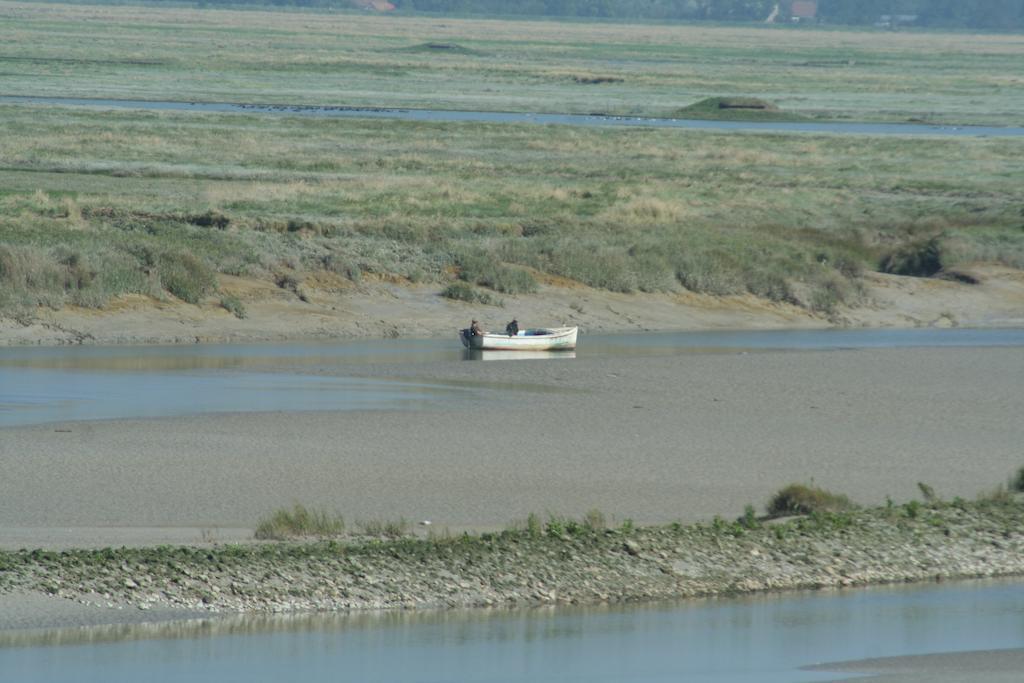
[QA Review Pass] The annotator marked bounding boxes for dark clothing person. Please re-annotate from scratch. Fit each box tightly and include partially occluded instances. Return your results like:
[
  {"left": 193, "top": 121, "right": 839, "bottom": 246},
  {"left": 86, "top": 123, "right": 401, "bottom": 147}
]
[
  {"left": 470, "top": 320, "right": 484, "bottom": 337},
  {"left": 506, "top": 319, "right": 519, "bottom": 337}
]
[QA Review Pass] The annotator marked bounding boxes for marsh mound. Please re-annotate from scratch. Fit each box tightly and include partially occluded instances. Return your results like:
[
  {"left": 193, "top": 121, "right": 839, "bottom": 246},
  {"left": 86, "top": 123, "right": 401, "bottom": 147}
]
[{"left": 675, "top": 97, "right": 809, "bottom": 122}]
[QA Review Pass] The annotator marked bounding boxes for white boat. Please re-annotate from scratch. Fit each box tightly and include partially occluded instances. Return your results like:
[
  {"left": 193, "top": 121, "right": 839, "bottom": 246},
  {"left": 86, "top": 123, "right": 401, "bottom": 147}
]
[{"left": 459, "top": 326, "right": 578, "bottom": 351}]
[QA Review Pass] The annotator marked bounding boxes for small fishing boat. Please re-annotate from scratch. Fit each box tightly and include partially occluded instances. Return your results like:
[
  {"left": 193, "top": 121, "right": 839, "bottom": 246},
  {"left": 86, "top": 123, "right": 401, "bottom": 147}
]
[{"left": 459, "top": 326, "right": 578, "bottom": 351}]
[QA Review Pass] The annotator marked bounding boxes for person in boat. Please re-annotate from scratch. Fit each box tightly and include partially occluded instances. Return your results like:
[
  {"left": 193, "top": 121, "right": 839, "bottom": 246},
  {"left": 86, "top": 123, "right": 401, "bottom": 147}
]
[
  {"left": 505, "top": 318, "right": 519, "bottom": 337},
  {"left": 469, "top": 319, "right": 485, "bottom": 337}
]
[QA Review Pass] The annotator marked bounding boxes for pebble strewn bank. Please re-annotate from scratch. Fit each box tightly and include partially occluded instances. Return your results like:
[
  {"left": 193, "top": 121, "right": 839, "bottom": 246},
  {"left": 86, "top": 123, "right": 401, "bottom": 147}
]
[{"left": 2, "top": 502, "right": 1022, "bottom": 615}]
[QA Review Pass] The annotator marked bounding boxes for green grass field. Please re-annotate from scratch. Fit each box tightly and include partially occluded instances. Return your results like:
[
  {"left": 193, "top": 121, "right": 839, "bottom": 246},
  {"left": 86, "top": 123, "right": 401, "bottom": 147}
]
[{"left": 1, "top": 2, "right": 1023, "bottom": 317}]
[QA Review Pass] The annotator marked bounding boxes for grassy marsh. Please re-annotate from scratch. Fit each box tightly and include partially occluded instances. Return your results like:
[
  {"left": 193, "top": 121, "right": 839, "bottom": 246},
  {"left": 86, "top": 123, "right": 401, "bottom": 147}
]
[
  {"left": 1, "top": 101, "right": 1022, "bottom": 316},
  {"left": 1, "top": 4, "right": 1023, "bottom": 319}
]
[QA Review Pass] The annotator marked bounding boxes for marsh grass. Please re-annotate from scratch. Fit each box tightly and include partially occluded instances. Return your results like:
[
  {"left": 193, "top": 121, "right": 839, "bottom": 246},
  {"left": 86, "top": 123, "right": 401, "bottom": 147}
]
[
  {"left": 356, "top": 518, "right": 412, "bottom": 539},
  {"left": 254, "top": 504, "right": 345, "bottom": 540}
]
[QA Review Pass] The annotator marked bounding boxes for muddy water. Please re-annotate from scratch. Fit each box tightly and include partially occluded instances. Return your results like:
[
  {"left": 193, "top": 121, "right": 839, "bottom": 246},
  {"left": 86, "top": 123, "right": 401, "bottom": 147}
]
[
  {"left": 2, "top": 95, "right": 1022, "bottom": 136},
  {"left": 1, "top": 579, "right": 1023, "bottom": 682},
  {"left": 1, "top": 328, "right": 1022, "bottom": 427}
]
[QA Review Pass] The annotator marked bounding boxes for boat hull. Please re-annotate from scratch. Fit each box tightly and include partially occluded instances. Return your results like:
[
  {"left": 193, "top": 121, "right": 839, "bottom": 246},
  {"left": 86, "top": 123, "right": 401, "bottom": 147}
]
[{"left": 459, "top": 326, "right": 578, "bottom": 351}]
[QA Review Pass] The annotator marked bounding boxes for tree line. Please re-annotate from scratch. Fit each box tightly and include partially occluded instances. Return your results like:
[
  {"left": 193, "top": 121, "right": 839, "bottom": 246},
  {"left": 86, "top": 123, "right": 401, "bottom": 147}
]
[{"left": 193, "top": 0, "right": 1024, "bottom": 31}]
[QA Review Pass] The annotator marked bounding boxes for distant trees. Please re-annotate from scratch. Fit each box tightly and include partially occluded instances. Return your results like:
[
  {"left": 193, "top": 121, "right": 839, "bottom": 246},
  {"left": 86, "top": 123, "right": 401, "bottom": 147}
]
[{"left": 391, "top": 0, "right": 1024, "bottom": 29}]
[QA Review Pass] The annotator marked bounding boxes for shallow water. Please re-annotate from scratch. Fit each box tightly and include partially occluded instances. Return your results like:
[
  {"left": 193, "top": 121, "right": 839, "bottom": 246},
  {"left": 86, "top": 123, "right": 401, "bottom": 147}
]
[
  {"left": 2, "top": 95, "right": 1022, "bottom": 137},
  {"left": 2, "top": 579, "right": 1022, "bottom": 682},
  {"left": 1, "top": 328, "right": 1021, "bottom": 427}
]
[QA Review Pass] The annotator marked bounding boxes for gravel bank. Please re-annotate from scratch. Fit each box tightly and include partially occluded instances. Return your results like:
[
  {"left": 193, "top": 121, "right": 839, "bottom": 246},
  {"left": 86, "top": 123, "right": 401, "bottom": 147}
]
[{"left": 2, "top": 502, "right": 1022, "bottom": 619}]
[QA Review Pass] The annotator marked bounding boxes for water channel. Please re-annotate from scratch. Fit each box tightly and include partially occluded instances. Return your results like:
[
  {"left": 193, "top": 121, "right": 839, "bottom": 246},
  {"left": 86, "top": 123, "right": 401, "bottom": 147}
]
[
  {"left": 1, "top": 579, "right": 1022, "bottom": 682},
  {"left": 2, "top": 327, "right": 1023, "bottom": 428},
  {"left": 3, "top": 95, "right": 1023, "bottom": 137}
]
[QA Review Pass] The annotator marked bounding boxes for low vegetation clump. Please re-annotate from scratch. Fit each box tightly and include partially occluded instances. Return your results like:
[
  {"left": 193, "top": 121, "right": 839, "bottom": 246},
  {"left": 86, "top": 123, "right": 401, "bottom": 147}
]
[
  {"left": 254, "top": 504, "right": 345, "bottom": 540},
  {"left": 766, "top": 483, "right": 856, "bottom": 518},
  {"left": 453, "top": 249, "right": 537, "bottom": 295},
  {"left": 1012, "top": 466, "right": 1024, "bottom": 494},
  {"left": 158, "top": 251, "right": 218, "bottom": 304},
  {"left": 441, "top": 281, "right": 502, "bottom": 306},
  {"left": 879, "top": 237, "right": 944, "bottom": 278}
]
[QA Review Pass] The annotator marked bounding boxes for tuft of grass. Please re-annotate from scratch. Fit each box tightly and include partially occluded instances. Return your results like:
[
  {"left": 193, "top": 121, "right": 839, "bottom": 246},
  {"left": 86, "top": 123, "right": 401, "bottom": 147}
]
[
  {"left": 766, "top": 483, "right": 855, "bottom": 518},
  {"left": 219, "top": 293, "right": 247, "bottom": 319},
  {"left": 977, "top": 485, "right": 1014, "bottom": 505},
  {"left": 356, "top": 518, "right": 411, "bottom": 539},
  {"left": 737, "top": 504, "right": 761, "bottom": 530},
  {"left": 526, "top": 512, "right": 543, "bottom": 537},
  {"left": 254, "top": 504, "right": 345, "bottom": 540},
  {"left": 583, "top": 509, "right": 606, "bottom": 531}
]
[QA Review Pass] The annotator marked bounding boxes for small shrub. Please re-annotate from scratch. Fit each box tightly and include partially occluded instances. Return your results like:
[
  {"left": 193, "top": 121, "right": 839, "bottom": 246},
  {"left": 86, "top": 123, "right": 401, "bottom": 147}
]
[
  {"left": 189, "top": 210, "right": 230, "bottom": 229},
  {"left": 544, "top": 515, "right": 566, "bottom": 537},
  {"left": 880, "top": 237, "right": 944, "bottom": 277},
  {"left": 766, "top": 483, "right": 855, "bottom": 518},
  {"left": 441, "top": 281, "right": 502, "bottom": 306},
  {"left": 254, "top": 504, "right": 345, "bottom": 540},
  {"left": 159, "top": 251, "right": 217, "bottom": 304},
  {"left": 526, "top": 512, "right": 543, "bottom": 538},
  {"left": 738, "top": 504, "right": 760, "bottom": 530},
  {"left": 219, "top": 294, "right": 247, "bottom": 319},
  {"left": 904, "top": 500, "right": 921, "bottom": 519}
]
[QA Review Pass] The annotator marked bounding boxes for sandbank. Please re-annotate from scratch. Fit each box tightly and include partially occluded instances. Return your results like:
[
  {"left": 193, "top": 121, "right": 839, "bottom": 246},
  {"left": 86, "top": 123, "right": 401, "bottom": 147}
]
[{"left": 2, "top": 346, "right": 1021, "bottom": 548}]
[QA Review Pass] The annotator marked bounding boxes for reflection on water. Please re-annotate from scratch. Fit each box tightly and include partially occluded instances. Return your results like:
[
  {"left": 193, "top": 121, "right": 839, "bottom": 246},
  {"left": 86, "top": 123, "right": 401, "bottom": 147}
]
[
  {"left": 1, "top": 580, "right": 1023, "bottom": 682},
  {"left": 463, "top": 349, "right": 576, "bottom": 361}
]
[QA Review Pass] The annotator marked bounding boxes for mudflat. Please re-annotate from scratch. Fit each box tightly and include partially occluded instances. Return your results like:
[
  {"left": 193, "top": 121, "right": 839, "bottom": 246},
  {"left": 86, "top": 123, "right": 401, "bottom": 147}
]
[{"left": 2, "top": 346, "right": 1021, "bottom": 549}]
